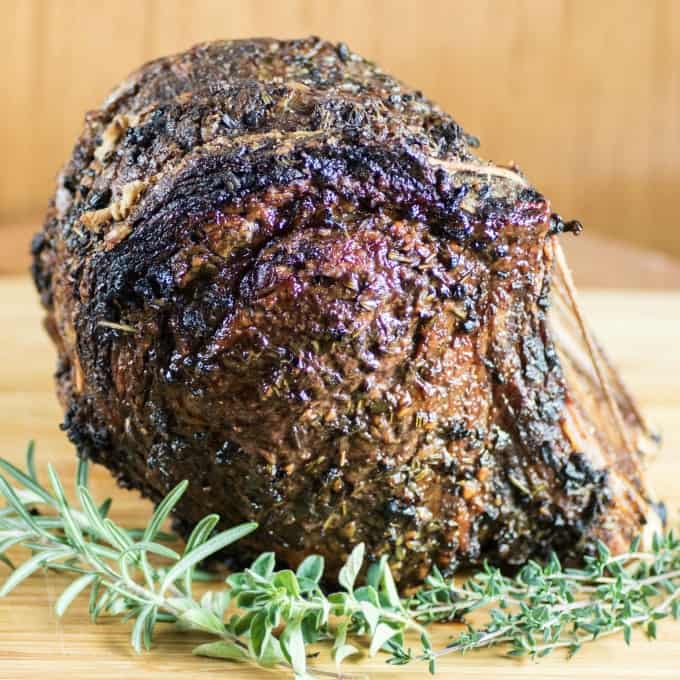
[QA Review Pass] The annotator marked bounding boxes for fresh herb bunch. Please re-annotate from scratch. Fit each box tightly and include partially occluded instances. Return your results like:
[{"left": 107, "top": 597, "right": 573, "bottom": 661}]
[{"left": 0, "top": 444, "right": 678, "bottom": 678}]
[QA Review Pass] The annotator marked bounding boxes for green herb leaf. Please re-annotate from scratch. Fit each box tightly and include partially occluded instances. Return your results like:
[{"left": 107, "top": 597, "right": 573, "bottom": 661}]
[
  {"left": 273, "top": 570, "right": 301, "bottom": 597},
  {"left": 0, "top": 476, "right": 49, "bottom": 537},
  {"left": 370, "top": 622, "right": 400, "bottom": 656},
  {"left": 334, "top": 643, "right": 359, "bottom": 670},
  {"left": 280, "top": 619, "right": 306, "bottom": 676},
  {"left": 177, "top": 607, "right": 225, "bottom": 635},
  {"left": 0, "top": 458, "right": 53, "bottom": 507},
  {"left": 0, "top": 547, "right": 73, "bottom": 596},
  {"left": 250, "top": 552, "right": 276, "bottom": 579},
  {"left": 248, "top": 610, "right": 271, "bottom": 659},
  {"left": 338, "top": 542, "right": 365, "bottom": 593},
  {"left": 0, "top": 447, "right": 678, "bottom": 680},
  {"left": 76, "top": 457, "right": 89, "bottom": 490},
  {"left": 377, "top": 556, "right": 401, "bottom": 609},
  {"left": 193, "top": 640, "right": 248, "bottom": 661},
  {"left": 143, "top": 480, "right": 188, "bottom": 544},
  {"left": 161, "top": 522, "right": 257, "bottom": 593},
  {"left": 359, "top": 600, "right": 380, "bottom": 633},
  {"left": 131, "top": 603, "right": 156, "bottom": 653},
  {"left": 296, "top": 554, "right": 324, "bottom": 584},
  {"left": 55, "top": 573, "right": 97, "bottom": 616}
]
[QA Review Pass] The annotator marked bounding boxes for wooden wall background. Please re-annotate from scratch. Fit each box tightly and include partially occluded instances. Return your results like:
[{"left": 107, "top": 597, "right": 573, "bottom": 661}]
[{"left": 1, "top": 0, "right": 679, "bottom": 262}]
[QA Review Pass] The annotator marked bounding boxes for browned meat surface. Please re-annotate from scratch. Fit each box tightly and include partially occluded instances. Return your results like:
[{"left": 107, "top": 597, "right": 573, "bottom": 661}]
[{"left": 32, "top": 37, "right": 658, "bottom": 586}]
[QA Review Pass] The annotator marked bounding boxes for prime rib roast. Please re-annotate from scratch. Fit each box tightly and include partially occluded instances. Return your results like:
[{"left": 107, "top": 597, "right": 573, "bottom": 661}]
[{"left": 32, "top": 37, "right": 660, "bottom": 586}]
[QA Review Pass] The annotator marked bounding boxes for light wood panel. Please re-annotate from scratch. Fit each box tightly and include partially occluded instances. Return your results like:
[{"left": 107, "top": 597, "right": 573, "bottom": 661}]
[
  {"left": 0, "top": 276, "right": 679, "bottom": 678},
  {"left": 1, "top": 0, "right": 679, "bottom": 258}
]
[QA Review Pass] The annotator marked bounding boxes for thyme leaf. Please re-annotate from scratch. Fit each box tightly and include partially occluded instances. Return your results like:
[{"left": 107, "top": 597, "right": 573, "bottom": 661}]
[{"left": 0, "top": 444, "right": 678, "bottom": 678}]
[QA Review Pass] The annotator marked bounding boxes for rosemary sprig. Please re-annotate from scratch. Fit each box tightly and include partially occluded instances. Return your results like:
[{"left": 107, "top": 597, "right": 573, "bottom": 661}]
[{"left": 0, "top": 444, "right": 678, "bottom": 679}]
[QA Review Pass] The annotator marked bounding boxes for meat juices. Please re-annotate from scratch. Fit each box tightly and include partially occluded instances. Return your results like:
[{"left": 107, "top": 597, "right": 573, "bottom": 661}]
[{"left": 32, "top": 38, "right": 659, "bottom": 586}]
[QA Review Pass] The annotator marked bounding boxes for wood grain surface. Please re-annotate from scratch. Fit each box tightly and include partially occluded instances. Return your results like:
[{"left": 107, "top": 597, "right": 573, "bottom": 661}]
[
  {"left": 1, "top": 0, "right": 679, "bottom": 256},
  {"left": 0, "top": 275, "right": 679, "bottom": 678}
]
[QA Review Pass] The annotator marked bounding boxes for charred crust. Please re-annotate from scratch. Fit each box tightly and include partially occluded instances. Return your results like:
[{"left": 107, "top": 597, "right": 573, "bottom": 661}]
[{"left": 33, "top": 37, "right": 648, "bottom": 586}]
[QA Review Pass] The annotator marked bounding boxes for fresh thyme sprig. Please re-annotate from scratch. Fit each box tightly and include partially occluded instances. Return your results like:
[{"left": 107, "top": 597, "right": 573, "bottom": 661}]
[{"left": 0, "top": 444, "right": 678, "bottom": 679}]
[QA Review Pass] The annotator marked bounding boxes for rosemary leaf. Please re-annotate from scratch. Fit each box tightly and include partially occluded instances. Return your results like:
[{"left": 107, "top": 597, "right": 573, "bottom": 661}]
[{"left": 0, "top": 446, "right": 677, "bottom": 680}]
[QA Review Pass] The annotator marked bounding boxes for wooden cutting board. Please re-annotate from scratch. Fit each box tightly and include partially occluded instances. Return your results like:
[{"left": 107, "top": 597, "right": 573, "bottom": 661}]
[{"left": 0, "top": 275, "right": 679, "bottom": 679}]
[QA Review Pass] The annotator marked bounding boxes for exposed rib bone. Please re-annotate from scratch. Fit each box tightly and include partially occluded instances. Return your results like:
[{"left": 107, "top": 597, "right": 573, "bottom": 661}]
[{"left": 552, "top": 240, "right": 636, "bottom": 456}]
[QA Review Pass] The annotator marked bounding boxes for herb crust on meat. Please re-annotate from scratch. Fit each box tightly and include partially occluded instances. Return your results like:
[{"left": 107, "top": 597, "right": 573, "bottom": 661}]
[{"left": 32, "top": 37, "right": 658, "bottom": 585}]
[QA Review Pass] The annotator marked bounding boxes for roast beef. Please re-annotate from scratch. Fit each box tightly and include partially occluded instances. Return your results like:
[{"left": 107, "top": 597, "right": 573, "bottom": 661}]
[{"left": 32, "top": 37, "right": 659, "bottom": 585}]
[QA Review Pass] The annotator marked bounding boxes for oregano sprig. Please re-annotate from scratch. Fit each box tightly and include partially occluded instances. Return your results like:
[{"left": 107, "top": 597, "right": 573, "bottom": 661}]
[{"left": 0, "top": 444, "right": 678, "bottom": 679}]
